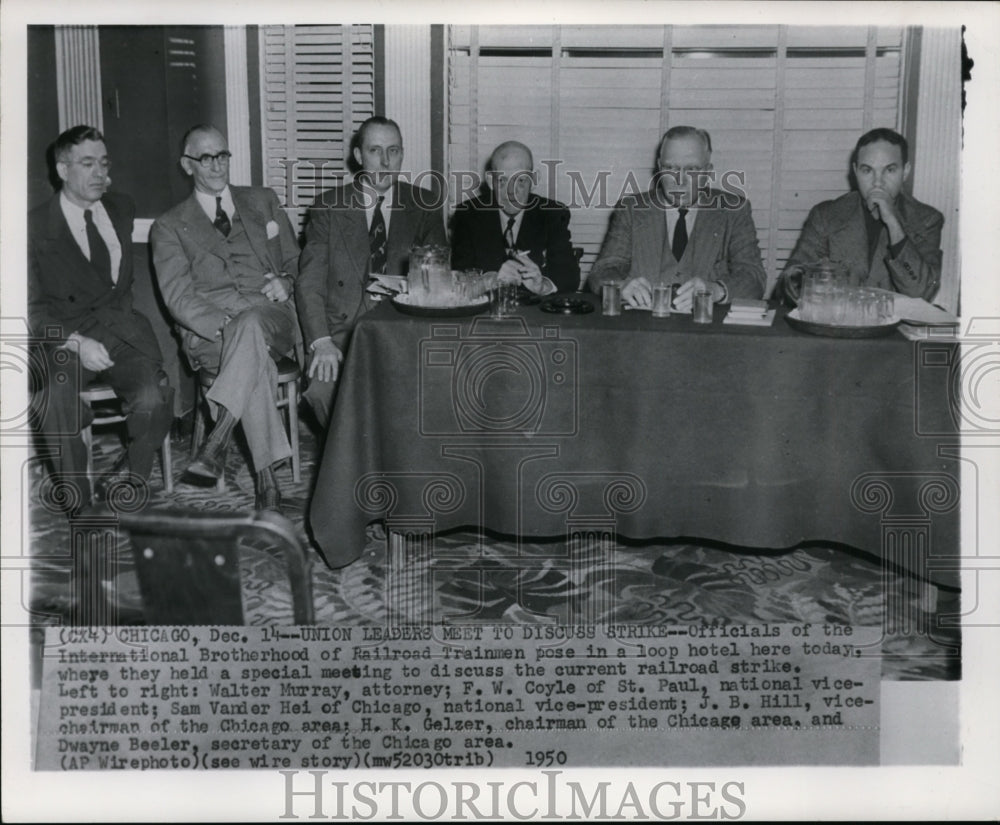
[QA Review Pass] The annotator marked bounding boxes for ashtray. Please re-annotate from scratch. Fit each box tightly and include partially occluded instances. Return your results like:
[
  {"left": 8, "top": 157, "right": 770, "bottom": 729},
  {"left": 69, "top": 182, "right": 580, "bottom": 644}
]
[{"left": 540, "top": 296, "right": 595, "bottom": 315}]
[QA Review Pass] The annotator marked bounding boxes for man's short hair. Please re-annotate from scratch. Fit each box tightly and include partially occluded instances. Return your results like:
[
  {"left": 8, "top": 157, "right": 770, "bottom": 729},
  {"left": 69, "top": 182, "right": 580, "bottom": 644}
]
[
  {"left": 486, "top": 140, "right": 534, "bottom": 173},
  {"left": 180, "top": 124, "right": 223, "bottom": 156},
  {"left": 53, "top": 125, "right": 105, "bottom": 163},
  {"left": 853, "top": 127, "right": 909, "bottom": 165},
  {"left": 356, "top": 116, "right": 403, "bottom": 148},
  {"left": 658, "top": 126, "right": 713, "bottom": 158}
]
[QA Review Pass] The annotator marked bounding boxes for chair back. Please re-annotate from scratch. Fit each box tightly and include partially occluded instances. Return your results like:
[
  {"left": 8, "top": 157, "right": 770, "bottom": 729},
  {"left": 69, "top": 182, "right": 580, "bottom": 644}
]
[{"left": 117, "top": 507, "right": 315, "bottom": 625}]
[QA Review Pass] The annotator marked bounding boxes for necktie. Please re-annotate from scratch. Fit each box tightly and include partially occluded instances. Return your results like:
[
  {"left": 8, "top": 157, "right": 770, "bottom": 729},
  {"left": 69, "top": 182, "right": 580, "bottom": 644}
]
[
  {"left": 214, "top": 196, "right": 232, "bottom": 237},
  {"left": 84, "top": 209, "right": 112, "bottom": 282},
  {"left": 369, "top": 196, "right": 387, "bottom": 276},
  {"left": 504, "top": 215, "right": 517, "bottom": 257},
  {"left": 672, "top": 207, "right": 689, "bottom": 262}
]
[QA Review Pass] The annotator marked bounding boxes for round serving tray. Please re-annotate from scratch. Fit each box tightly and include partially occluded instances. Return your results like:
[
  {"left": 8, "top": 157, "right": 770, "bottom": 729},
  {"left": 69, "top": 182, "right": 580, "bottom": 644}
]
[
  {"left": 391, "top": 294, "right": 489, "bottom": 318},
  {"left": 785, "top": 308, "right": 900, "bottom": 339}
]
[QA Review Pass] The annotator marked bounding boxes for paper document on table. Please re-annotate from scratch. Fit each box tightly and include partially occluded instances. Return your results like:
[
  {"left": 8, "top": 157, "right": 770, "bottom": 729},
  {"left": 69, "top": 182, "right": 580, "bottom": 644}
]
[
  {"left": 897, "top": 322, "right": 960, "bottom": 341},
  {"left": 893, "top": 296, "right": 958, "bottom": 326},
  {"left": 723, "top": 307, "right": 776, "bottom": 326}
]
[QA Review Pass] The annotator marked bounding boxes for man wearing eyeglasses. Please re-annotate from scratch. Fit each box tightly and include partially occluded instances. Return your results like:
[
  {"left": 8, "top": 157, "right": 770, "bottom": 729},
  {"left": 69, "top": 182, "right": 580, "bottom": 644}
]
[
  {"left": 588, "top": 126, "right": 766, "bottom": 310},
  {"left": 28, "top": 125, "right": 174, "bottom": 515},
  {"left": 151, "top": 125, "right": 300, "bottom": 512},
  {"left": 296, "top": 116, "right": 447, "bottom": 430}
]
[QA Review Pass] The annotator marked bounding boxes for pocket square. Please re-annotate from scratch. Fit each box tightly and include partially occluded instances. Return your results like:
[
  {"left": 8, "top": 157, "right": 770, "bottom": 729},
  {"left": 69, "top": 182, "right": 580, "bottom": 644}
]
[{"left": 266, "top": 220, "right": 280, "bottom": 239}]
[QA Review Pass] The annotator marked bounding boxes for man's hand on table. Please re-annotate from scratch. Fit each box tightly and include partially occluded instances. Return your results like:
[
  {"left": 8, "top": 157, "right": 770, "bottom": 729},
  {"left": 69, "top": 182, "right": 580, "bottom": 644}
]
[
  {"left": 498, "top": 252, "right": 553, "bottom": 295},
  {"left": 622, "top": 276, "right": 653, "bottom": 309},
  {"left": 308, "top": 338, "right": 343, "bottom": 383},
  {"left": 673, "top": 277, "right": 724, "bottom": 312}
]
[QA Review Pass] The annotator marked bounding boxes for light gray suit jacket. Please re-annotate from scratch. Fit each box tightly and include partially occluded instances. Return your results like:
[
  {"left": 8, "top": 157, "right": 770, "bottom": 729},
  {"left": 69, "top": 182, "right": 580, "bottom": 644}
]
[
  {"left": 151, "top": 185, "right": 300, "bottom": 358},
  {"left": 588, "top": 188, "right": 766, "bottom": 300}
]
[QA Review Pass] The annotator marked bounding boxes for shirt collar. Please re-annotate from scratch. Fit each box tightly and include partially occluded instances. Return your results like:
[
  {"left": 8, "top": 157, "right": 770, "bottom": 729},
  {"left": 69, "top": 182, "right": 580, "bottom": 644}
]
[
  {"left": 359, "top": 182, "right": 395, "bottom": 210},
  {"left": 60, "top": 191, "right": 104, "bottom": 222},
  {"left": 194, "top": 186, "right": 234, "bottom": 220}
]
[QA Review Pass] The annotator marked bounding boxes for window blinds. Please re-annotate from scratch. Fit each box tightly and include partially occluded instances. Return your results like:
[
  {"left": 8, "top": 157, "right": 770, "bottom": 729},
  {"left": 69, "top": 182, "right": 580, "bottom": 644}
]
[
  {"left": 260, "top": 25, "right": 376, "bottom": 231},
  {"left": 448, "top": 25, "right": 904, "bottom": 286}
]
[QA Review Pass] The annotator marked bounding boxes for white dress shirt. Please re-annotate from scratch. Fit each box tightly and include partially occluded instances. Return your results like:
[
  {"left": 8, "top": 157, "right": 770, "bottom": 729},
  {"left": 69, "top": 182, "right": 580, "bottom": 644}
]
[
  {"left": 194, "top": 186, "right": 237, "bottom": 224},
  {"left": 498, "top": 209, "right": 525, "bottom": 248},
  {"left": 60, "top": 193, "right": 122, "bottom": 283},
  {"left": 362, "top": 185, "right": 394, "bottom": 233},
  {"left": 664, "top": 204, "right": 698, "bottom": 257}
]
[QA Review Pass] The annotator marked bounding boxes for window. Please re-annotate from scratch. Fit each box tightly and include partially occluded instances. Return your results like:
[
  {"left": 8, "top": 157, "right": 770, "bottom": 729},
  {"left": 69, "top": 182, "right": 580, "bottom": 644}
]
[
  {"left": 260, "top": 25, "right": 376, "bottom": 231},
  {"left": 448, "top": 25, "right": 904, "bottom": 287}
]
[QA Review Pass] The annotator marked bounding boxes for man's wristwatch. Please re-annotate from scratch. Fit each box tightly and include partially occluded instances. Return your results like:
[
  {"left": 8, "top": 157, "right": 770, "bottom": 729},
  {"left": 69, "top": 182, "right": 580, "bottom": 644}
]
[{"left": 714, "top": 280, "right": 729, "bottom": 304}]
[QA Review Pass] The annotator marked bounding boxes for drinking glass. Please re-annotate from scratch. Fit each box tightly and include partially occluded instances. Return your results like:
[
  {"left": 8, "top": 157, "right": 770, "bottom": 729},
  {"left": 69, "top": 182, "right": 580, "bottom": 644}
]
[
  {"left": 692, "top": 290, "right": 714, "bottom": 324},
  {"left": 602, "top": 281, "right": 622, "bottom": 316},
  {"left": 652, "top": 284, "right": 673, "bottom": 318}
]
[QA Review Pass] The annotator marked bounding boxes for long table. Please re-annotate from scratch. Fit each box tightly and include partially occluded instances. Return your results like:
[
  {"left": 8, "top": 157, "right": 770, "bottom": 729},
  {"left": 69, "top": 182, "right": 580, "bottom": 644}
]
[{"left": 309, "top": 294, "right": 960, "bottom": 586}]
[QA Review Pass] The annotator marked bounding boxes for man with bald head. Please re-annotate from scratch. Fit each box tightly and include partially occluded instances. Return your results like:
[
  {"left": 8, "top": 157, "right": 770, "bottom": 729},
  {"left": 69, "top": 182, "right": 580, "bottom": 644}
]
[
  {"left": 589, "top": 126, "right": 765, "bottom": 310},
  {"left": 450, "top": 140, "right": 580, "bottom": 294},
  {"left": 151, "top": 125, "right": 301, "bottom": 511}
]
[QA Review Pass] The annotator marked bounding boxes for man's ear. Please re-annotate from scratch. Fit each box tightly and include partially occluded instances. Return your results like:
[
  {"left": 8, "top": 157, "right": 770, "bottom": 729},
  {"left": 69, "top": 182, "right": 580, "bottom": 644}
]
[
  {"left": 352, "top": 145, "right": 363, "bottom": 169},
  {"left": 902, "top": 161, "right": 912, "bottom": 182},
  {"left": 180, "top": 157, "right": 194, "bottom": 178},
  {"left": 56, "top": 161, "right": 68, "bottom": 184}
]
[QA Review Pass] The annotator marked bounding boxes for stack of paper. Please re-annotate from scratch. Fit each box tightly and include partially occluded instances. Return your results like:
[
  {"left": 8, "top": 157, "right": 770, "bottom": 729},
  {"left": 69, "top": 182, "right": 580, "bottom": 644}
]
[{"left": 724, "top": 299, "right": 776, "bottom": 326}]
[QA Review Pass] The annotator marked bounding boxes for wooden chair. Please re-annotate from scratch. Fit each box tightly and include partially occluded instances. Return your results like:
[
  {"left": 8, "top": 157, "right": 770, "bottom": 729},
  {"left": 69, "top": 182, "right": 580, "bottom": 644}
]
[
  {"left": 117, "top": 507, "right": 315, "bottom": 625},
  {"left": 80, "top": 382, "right": 173, "bottom": 493},
  {"left": 189, "top": 355, "right": 301, "bottom": 492}
]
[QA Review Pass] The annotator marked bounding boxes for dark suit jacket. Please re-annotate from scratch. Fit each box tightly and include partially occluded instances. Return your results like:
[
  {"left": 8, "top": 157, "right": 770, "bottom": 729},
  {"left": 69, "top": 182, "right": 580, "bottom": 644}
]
[
  {"left": 296, "top": 180, "right": 447, "bottom": 349},
  {"left": 450, "top": 192, "right": 581, "bottom": 292},
  {"left": 150, "top": 185, "right": 301, "bottom": 357},
  {"left": 781, "top": 190, "right": 943, "bottom": 302},
  {"left": 588, "top": 188, "right": 766, "bottom": 300},
  {"left": 28, "top": 192, "right": 161, "bottom": 361}
]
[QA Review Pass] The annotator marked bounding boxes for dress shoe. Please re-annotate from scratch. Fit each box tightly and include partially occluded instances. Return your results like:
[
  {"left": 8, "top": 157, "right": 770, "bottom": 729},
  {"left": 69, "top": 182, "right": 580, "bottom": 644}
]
[
  {"left": 182, "top": 444, "right": 226, "bottom": 486},
  {"left": 93, "top": 454, "right": 144, "bottom": 503}
]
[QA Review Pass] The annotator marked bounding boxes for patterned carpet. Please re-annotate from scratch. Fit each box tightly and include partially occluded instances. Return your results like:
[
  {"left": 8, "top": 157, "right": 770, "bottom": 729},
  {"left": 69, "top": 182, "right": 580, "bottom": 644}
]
[{"left": 26, "top": 416, "right": 960, "bottom": 680}]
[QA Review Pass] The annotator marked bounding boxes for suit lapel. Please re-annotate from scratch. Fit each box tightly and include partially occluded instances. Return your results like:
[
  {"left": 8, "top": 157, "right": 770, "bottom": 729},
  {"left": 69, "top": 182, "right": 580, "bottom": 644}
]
[
  {"left": 101, "top": 195, "right": 132, "bottom": 290},
  {"left": 828, "top": 196, "right": 870, "bottom": 283},
  {"left": 43, "top": 196, "right": 111, "bottom": 291},
  {"left": 515, "top": 199, "right": 538, "bottom": 252},
  {"left": 232, "top": 187, "right": 274, "bottom": 270},
  {"left": 388, "top": 183, "right": 415, "bottom": 262},
  {"left": 338, "top": 184, "right": 371, "bottom": 283},
  {"left": 687, "top": 206, "right": 724, "bottom": 275},
  {"left": 176, "top": 193, "right": 228, "bottom": 259},
  {"left": 631, "top": 195, "right": 668, "bottom": 277}
]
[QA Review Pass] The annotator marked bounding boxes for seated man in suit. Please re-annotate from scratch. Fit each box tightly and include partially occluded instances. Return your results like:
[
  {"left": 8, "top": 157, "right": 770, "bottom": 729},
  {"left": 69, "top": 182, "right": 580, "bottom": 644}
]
[
  {"left": 778, "top": 128, "right": 943, "bottom": 303},
  {"left": 450, "top": 140, "right": 580, "bottom": 294},
  {"left": 296, "top": 115, "right": 447, "bottom": 429},
  {"left": 151, "top": 125, "right": 300, "bottom": 512},
  {"left": 29, "top": 125, "right": 174, "bottom": 515},
  {"left": 589, "top": 126, "right": 766, "bottom": 310}
]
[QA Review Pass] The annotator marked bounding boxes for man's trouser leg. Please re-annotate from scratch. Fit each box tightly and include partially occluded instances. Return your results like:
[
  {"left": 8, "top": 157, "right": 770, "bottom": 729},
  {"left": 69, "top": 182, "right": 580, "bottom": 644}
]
[{"left": 202, "top": 303, "right": 296, "bottom": 473}]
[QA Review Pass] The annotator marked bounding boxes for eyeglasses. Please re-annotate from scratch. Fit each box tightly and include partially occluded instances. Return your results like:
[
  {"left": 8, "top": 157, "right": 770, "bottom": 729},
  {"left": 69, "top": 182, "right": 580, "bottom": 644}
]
[
  {"left": 183, "top": 151, "right": 232, "bottom": 168},
  {"left": 66, "top": 159, "right": 112, "bottom": 172}
]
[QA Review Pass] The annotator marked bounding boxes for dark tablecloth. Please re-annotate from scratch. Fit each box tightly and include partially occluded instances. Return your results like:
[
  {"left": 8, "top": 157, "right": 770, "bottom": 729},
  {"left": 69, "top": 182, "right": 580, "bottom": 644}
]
[{"left": 309, "top": 295, "right": 960, "bottom": 585}]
